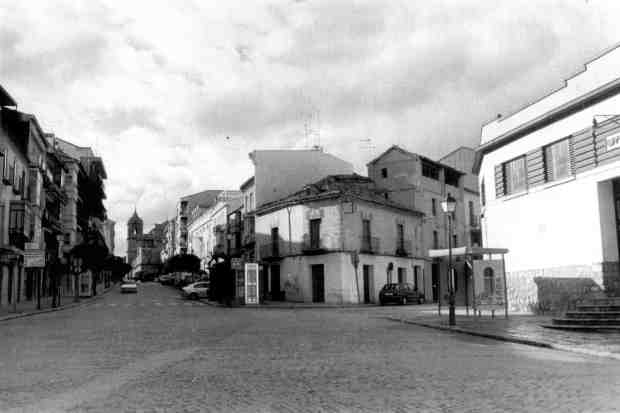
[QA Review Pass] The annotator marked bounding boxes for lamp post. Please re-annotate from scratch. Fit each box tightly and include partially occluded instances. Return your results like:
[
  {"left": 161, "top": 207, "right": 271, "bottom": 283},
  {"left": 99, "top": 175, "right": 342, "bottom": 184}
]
[
  {"left": 441, "top": 194, "right": 457, "bottom": 326},
  {"left": 70, "top": 255, "right": 82, "bottom": 303}
]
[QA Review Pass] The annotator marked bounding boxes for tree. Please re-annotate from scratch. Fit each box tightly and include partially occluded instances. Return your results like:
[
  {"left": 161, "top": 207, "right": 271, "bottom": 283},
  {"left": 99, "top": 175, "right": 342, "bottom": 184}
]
[
  {"left": 162, "top": 253, "right": 201, "bottom": 274},
  {"left": 69, "top": 224, "right": 109, "bottom": 296}
]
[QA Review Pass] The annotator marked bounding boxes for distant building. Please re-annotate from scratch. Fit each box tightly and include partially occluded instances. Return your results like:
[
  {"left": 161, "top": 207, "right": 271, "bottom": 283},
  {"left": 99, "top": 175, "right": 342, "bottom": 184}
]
[
  {"left": 255, "top": 174, "right": 425, "bottom": 304},
  {"left": 126, "top": 210, "right": 166, "bottom": 279},
  {"left": 188, "top": 191, "right": 243, "bottom": 271},
  {"left": 367, "top": 145, "right": 479, "bottom": 306},
  {"left": 475, "top": 44, "right": 620, "bottom": 312},
  {"left": 175, "top": 190, "right": 223, "bottom": 255}
]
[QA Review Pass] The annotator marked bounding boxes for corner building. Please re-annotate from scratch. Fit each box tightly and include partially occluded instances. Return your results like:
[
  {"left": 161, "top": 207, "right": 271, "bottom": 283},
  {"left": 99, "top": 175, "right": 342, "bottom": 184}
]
[{"left": 475, "top": 44, "right": 620, "bottom": 312}]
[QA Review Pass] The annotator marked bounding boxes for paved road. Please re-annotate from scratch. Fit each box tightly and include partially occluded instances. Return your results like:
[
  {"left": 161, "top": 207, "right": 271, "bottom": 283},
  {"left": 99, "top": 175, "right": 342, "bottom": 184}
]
[{"left": 1, "top": 283, "right": 619, "bottom": 413}]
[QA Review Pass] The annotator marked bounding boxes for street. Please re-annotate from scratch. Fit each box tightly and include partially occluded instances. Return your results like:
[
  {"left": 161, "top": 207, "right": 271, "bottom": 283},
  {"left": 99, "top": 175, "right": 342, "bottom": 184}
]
[{"left": 1, "top": 283, "right": 619, "bottom": 413}]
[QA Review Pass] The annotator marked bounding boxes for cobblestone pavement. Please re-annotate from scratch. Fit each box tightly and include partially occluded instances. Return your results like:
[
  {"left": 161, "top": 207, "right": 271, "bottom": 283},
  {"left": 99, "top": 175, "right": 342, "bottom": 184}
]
[{"left": 1, "top": 284, "right": 619, "bottom": 413}]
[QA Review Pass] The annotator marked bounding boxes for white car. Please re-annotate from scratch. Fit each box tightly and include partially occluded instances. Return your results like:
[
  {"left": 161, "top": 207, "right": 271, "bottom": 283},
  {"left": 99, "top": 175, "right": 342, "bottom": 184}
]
[
  {"left": 121, "top": 281, "right": 138, "bottom": 294},
  {"left": 182, "top": 282, "right": 209, "bottom": 300}
]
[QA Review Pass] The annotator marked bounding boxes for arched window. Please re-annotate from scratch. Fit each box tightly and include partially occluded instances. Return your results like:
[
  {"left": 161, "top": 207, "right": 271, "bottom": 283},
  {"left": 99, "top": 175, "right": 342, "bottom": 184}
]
[{"left": 483, "top": 267, "right": 495, "bottom": 295}]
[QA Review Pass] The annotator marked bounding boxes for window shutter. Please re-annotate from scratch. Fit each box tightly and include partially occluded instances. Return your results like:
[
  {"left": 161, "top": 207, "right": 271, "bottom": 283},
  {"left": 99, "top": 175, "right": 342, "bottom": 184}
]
[
  {"left": 526, "top": 148, "right": 545, "bottom": 187},
  {"left": 568, "top": 136, "right": 576, "bottom": 175},
  {"left": 494, "top": 164, "right": 505, "bottom": 198}
]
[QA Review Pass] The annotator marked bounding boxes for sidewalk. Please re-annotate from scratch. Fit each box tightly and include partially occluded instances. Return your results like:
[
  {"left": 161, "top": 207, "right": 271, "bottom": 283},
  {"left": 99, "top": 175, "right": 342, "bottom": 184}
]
[
  {"left": 0, "top": 285, "right": 114, "bottom": 322},
  {"left": 383, "top": 305, "right": 620, "bottom": 360}
]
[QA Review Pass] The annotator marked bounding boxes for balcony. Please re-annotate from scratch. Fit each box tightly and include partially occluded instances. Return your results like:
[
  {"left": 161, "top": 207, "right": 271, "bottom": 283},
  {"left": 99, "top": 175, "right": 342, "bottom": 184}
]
[
  {"left": 259, "top": 242, "right": 282, "bottom": 261},
  {"left": 302, "top": 233, "right": 326, "bottom": 255},
  {"left": 8, "top": 200, "right": 32, "bottom": 250},
  {"left": 395, "top": 239, "right": 412, "bottom": 257},
  {"left": 359, "top": 236, "right": 380, "bottom": 254},
  {"left": 242, "top": 215, "right": 255, "bottom": 245}
]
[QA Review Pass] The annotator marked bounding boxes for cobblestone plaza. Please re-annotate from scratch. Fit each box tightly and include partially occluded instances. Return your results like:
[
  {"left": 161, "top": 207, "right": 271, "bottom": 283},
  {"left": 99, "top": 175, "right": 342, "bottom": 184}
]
[{"left": 1, "top": 283, "right": 619, "bottom": 412}]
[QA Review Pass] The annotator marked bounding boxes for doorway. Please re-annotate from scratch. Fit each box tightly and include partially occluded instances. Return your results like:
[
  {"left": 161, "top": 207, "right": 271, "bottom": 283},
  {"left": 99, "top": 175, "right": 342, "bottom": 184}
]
[
  {"left": 311, "top": 264, "right": 325, "bottom": 303},
  {"left": 363, "top": 265, "right": 373, "bottom": 304},
  {"left": 270, "top": 264, "right": 281, "bottom": 300},
  {"left": 431, "top": 263, "right": 440, "bottom": 302}
]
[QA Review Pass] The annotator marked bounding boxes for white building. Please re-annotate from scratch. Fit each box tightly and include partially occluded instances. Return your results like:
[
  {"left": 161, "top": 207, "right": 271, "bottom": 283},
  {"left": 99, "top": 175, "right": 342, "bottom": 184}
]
[
  {"left": 255, "top": 174, "right": 425, "bottom": 304},
  {"left": 475, "top": 44, "right": 620, "bottom": 313}
]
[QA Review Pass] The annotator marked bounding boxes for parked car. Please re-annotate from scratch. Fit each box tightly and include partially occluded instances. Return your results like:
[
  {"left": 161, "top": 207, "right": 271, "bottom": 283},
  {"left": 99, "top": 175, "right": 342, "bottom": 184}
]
[
  {"left": 158, "top": 274, "right": 175, "bottom": 285},
  {"left": 182, "top": 282, "right": 210, "bottom": 300},
  {"left": 379, "top": 283, "right": 424, "bottom": 305},
  {"left": 121, "top": 280, "right": 138, "bottom": 294}
]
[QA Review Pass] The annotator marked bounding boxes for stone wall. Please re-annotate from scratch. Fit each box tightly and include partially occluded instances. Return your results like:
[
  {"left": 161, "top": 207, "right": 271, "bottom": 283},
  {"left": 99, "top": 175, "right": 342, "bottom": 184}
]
[{"left": 506, "top": 263, "right": 615, "bottom": 314}]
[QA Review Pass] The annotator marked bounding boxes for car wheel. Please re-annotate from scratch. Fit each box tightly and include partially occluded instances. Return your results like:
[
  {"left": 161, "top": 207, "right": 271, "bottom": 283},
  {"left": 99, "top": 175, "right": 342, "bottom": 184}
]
[
  {"left": 401, "top": 297, "right": 407, "bottom": 305},
  {"left": 189, "top": 293, "right": 198, "bottom": 300}
]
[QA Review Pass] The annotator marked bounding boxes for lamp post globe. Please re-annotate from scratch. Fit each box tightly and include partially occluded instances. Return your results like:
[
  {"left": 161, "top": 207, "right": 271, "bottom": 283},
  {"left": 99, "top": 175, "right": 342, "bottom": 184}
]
[{"left": 442, "top": 194, "right": 457, "bottom": 326}]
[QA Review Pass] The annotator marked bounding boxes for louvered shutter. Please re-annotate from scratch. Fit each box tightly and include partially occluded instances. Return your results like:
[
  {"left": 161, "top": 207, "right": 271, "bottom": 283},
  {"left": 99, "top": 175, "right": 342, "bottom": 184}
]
[{"left": 494, "top": 164, "right": 505, "bottom": 198}]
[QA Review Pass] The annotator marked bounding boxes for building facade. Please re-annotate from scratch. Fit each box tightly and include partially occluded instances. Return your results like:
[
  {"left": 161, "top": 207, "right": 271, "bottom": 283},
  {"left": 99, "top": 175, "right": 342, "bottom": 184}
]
[
  {"left": 174, "top": 190, "right": 222, "bottom": 255},
  {"left": 126, "top": 210, "right": 166, "bottom": 279},
  {"left": 475, "top": 45, "right": 620, "bottom": 313},
  {"left": 255, "top": 174, "right": 425, "bottom": 304},
  {"left": 367, "top": 145, "right": 478, "bottom": 305}
]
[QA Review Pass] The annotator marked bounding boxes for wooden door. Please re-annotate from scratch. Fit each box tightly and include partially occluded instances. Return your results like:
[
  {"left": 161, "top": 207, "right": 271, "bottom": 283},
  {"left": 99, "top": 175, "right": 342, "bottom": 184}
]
[
  {"left": 363, "top": 265, "right": 372, "bottom": 304},
  {"left": 311, "top": 264, "right": 325, "bottom": 303}
]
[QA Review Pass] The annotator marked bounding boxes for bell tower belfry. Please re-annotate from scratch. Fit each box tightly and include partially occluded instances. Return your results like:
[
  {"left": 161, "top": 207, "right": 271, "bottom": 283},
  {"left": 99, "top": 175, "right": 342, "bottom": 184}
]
[{"left": 127, "top": 208, "right": 144, "bottom": 265}]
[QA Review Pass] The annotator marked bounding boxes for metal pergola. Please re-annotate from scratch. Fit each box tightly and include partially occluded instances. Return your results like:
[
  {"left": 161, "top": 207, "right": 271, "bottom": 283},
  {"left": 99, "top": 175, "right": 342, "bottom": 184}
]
[{"left": 428, "top": 246, "right": 509, "bottom": 318}]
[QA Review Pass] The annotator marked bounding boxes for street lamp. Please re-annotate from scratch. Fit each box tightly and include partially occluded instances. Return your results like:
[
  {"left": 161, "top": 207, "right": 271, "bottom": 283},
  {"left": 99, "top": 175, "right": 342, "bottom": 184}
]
[
  {"left": 70, "top": 255, "right": 83, "bottom": 303},
  {"left": 441, "top": 194, "right": 457, "bottom": 326}
]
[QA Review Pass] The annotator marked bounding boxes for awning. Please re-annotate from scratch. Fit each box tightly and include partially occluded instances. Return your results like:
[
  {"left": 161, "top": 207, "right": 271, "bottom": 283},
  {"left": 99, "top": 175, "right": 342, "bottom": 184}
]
[{"left": 428, "top": 246, "right": 508, "bottom": 258}]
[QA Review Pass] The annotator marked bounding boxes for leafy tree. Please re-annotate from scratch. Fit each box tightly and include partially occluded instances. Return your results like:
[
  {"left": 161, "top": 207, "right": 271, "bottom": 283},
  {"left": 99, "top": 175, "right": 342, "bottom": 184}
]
[{"left": 162, "top": 253, "right": 201, "bottom": 274}]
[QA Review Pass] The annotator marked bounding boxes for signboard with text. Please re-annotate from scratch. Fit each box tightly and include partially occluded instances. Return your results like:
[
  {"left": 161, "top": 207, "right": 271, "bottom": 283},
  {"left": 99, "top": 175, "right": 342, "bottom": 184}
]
[
  {"left": 607, "top": 132, "right": 620, "bottom": 152},
  {"left": 231, "top": 258, "right": 244, "bottom": 270},
  {"left": 24, "top": 251, "right": 45, "bottom": 268}
]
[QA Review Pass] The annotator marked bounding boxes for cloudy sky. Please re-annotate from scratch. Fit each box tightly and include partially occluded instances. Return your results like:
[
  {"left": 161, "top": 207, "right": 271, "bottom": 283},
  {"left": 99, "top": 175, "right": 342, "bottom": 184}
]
[{"left": 1, "top": 0, "right": 619, "bottom": 256}]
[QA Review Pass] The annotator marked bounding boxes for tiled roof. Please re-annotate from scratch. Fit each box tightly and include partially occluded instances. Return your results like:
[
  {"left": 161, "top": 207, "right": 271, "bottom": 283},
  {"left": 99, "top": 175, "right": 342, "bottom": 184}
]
[{"left": 256, "top": 174, "right": 424, "bottom": 216}]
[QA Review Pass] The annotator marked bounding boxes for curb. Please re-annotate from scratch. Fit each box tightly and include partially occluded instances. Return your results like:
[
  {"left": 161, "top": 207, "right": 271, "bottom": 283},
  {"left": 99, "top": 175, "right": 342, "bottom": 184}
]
[
  {"left": 385, "top": 316, "right": 620, "bottom": 361},
  {"left": 0, "top": 286, "right": 115, "bottom": 323}
]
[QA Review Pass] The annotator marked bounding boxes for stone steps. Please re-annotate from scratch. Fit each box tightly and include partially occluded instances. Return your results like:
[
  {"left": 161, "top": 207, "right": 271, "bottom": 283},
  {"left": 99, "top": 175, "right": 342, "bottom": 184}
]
[
  {"left": 542, "top": 324, "right": 620, "bottom": 331},
  {"left": 548, "top": 295, "right": 620, "bottom": 330},
  {"left": 564, "top": 311, "right": 620, "bottom": 319},
  {"left": 576, "top": 304, "right": 620, "bottom": 312},
  {"left": 553, "top": 318, "right": 620, "bottom": 325}
]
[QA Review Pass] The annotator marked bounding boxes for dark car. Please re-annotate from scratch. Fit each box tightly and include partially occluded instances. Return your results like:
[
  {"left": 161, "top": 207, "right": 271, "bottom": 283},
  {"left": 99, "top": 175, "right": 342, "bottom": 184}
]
[{"left": 379, "top": 283, "right": 425, "bottom": 305}]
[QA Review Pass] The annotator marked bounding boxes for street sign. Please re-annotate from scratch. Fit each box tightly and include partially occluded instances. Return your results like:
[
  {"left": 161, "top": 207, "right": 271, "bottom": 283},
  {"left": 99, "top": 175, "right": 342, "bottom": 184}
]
[
  {"left": 231, "top": 258, "right": 244, "bottom": 270},
  {"left": 24, "top": 251, "right": 45, "bottom": 268}
]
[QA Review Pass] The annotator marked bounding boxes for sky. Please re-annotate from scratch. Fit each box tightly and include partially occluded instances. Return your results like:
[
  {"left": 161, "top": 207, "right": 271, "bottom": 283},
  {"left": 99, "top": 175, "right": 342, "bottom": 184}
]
[{"left": 1, "top": 0, "right": 620, "bottom": 257}]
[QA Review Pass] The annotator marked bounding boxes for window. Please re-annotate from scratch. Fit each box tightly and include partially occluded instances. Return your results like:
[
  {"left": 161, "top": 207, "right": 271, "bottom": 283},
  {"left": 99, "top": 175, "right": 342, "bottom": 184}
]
[
  {"left": 431, "top": 198, "right": 437, "bottom": 216},
  {"left": 0, "top": 148, "right": 5, "bottom": 183},
  {"left": 381, "top": 168, "right": 388, "bottom": 178},
  {"left": 483, "top": 267, "right": 495, "bottom": 295},
  {"left": 481, "top": 179, "right": 486, "bottom": 206},
  {"left": 396, "top": 224, "right": 404, "bottom": 250},
  {"left": 503, "top": 156, "right": 526, "bottom": 194},
  {"left": 452, "top": 234, "right": 457, "bottom": 248},
  {"left": 468, "top": 201, "right": 475, "bottom": 226},
  {"left": 544, "top": 138, "right": 571, "bottom": 182},
  {"left": 445, "top": 169, "right": 460, "bottom": 187},
  {"left": 310, "top": 219, "right": 321, "bottom": 249},
  {"left": 422, "top": 160, "right": 439, "bottom": 180},
  {"left": 362, "top": 219, "right": 371, "bottom": 250},
  {"left": 433, "top": 231, "right": 438, "bottom": 249},
  {"left": 397, "top": 267, "right": 406, "bottom": 283},
  {"left": 271, "top": 227, "right": 279, "bottom": 255}
]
